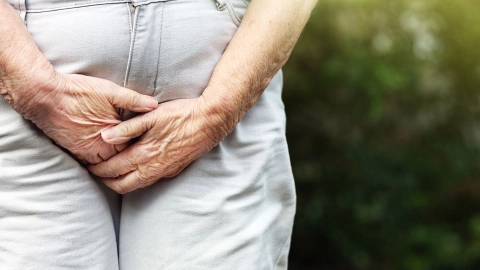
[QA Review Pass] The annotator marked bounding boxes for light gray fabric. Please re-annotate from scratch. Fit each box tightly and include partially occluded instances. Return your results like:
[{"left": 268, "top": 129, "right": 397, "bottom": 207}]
[{"left": 1, "top": 0, "right": 296, "bottom": 269}]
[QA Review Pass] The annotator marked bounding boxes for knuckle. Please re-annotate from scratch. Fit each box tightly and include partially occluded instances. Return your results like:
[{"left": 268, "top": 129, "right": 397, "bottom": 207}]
[
  {"left": 165, "top": 170, "right": 181, "bottom": 178},
  {"left": 122, "top": 123, "right": 135, "bottom": 135},
  {"left": 105, "top": 166, "right": 119, "bottom": 178},
  {"left": 141, "top": 119, "right": 150, "bottom": 133},
  {"left": 164, "top": 164, "right": 184, "bottom": 178},
  {"left": 122, "top": 156, "right": 137, "bottom": 170},
  {"left": 109, "top": 88, "right": 120, "bottom": 103},
  {"left": 111, "top": 92, "right": 119, "bottom": 105},
  {"left": 130, "top": 93, "right": 139, "bottom": 104},
  {"left": 135, "top": 171, "right": 151, "bottom": 188}
]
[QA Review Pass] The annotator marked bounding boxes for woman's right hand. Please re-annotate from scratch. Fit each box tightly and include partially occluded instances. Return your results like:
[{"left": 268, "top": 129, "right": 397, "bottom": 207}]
[
  {"left": 1, "top": 0, "right": 158, "bottom": 165},
  {"left": 21, "top": 73, "right": 159, "bottom": 165}
]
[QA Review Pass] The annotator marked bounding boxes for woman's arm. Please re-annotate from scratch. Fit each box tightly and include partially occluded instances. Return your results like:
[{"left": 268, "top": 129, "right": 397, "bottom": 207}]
[
  {"left": 0, "top": 0, "right": 158, "bottom": 164},
  {"left": 0, "top": 0, "right": 57, "bottom": 114},
  {"left": 89, "top": 0, "right": 318, "bottom": 193},
  {"left": 204, "top": 0, "right": 318, "bottom": 131}
]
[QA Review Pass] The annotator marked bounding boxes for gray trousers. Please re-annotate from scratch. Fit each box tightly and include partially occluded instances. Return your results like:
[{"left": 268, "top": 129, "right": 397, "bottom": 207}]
[{"left": 1, "top": 0, "right": 296, "bottom": 269}]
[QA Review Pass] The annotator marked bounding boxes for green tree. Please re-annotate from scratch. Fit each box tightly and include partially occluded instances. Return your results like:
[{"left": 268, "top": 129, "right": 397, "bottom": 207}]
[{"left": 284, "top": 0, "right": 480, "bottom": 269}]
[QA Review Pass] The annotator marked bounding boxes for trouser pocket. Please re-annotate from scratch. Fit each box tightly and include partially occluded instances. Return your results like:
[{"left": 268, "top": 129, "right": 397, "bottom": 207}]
[
  {"left": 123, "top": 0, "right": 242, "bottom": 102},
  {"left": 215, "top": 0, "right": 250, "bottom": 27},
  {"left": 7, "top": 0, "right": 26, "bottom": 21}
]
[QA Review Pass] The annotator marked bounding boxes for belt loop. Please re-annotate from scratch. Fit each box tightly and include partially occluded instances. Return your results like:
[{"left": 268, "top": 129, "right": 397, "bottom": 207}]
[{"left": 215, "top": 0, "right": 226, "bottom": 10}]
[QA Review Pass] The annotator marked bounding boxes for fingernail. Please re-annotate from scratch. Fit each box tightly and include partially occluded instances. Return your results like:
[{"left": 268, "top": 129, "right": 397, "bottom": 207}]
[
  {"left": 102, "top": 129, "right": 115, "bottom": 140},
  {"left": 146, "top": 98, "right": 158, "bottom": 110}
]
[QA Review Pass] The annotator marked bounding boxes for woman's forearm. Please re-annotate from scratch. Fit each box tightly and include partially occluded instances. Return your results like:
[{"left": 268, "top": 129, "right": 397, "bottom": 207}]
[
  {"left": 202, "top": 0, "right": 317, "bottom": 129},
  {"left": 0, "top": 0, "right": 57, "bottom": 116}
]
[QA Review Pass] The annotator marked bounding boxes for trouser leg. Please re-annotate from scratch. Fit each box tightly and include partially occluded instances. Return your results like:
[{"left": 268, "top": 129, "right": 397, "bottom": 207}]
[
  {"left": 0, "top": 98, "right": 119, "bottom": 269},
  {"left": 0, "top": 3, "right": 135, "bottom": 268}
]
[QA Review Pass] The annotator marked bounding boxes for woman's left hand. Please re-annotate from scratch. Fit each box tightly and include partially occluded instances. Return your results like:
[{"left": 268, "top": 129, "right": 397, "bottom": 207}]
[{"left": 87, "top": 96, "right": 231, "bottom": 194}]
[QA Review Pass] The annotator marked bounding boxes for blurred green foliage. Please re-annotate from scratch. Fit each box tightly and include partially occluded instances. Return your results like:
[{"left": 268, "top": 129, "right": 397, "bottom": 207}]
[{"left": 283, "top": 0, "right": 480, "bottom": 269}]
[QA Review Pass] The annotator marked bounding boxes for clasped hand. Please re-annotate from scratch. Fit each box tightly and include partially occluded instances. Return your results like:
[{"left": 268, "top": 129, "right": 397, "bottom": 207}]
[
  {"left": 21, "top": 73, "right": 159, "bottom": 165},
  {"left": 88, "top": 97, "right": 230, "bottom": 194},
  {"left": 20, "top": 71, "right": 230, "bottom": 193}
]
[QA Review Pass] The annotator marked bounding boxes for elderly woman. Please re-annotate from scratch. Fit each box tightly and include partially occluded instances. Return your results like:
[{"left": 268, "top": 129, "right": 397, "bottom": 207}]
[{"left": 0, "top": 0, "right": 317, "bottom": 268}]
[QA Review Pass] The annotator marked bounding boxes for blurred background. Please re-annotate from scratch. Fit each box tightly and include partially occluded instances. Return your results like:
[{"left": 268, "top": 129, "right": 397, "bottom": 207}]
[{"left": 282, "top": 0, "right": 480, "bottom": 269}]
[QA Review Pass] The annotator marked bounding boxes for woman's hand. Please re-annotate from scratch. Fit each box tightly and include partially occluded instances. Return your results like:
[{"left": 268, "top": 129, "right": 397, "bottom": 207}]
[
  {"left": 87, "top": 96, "right": 231, "bottom": 194},
  {"left": 1, "top": 0, "right": 158, "bottom": 165},
  {"left": 21, "top": 73, "right": 159, "bottom": 164}
]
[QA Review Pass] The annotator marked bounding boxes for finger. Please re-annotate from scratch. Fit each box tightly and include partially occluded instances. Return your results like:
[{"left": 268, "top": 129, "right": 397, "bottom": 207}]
[
  {"left": 97, "top": 142, "right": 129, "bottom": 162},
  {"left": 101, "top": 170, "right": 157, "bottom": 194},
  {"left": 87, "top": 150, "right": 137, "bottom": 178},
  {"left": 97, "top": 145, "right": 117, "bottom": 161},
  {"left": 115, "top": 142, "right": 129, "bottom": 153},
  {"left": 94, "top": 141, "right": 129, "bottom": 164},
  {"left": 101, "top": 115, "right": 153, "bottom": 144},
  {"left": 107, "top": 85, "right": 158, "bottom": 112},
  {"left": 84, "top": 152, "right": 103, "bottom": 165}
]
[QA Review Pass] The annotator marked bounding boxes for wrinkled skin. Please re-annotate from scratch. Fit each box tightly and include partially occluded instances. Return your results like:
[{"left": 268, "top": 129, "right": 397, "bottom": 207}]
[
  {"left": 88, "top": 97, "right": 230, "bottom": 194},
  {"left": 24, "top": 73, "right": 158, "bottom": 165}
]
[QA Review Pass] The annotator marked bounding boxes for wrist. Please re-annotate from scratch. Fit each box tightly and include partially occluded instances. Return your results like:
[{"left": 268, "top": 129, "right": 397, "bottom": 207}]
[
  {"left": 2, "top": 63, "right": 60, "bottom": 120},
  {"left": 197, "top": 87, "right": 242, "bottom": 142}
]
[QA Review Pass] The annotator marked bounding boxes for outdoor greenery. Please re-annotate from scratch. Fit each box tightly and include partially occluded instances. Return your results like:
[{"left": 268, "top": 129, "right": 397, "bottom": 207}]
[{"left": 283, "top": 0, "right": 480, "bottom": 269}]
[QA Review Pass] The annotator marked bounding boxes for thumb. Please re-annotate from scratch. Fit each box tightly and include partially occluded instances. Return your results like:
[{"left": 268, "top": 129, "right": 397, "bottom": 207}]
[
  {"left": 101, "top": 115, "right": 154, "bottom": 144},
  {"left": 107, "top": 85, "right": 158, "bottom": 112}
]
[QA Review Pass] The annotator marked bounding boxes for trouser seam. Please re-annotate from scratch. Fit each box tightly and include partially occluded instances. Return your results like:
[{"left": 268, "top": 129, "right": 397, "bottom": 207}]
[
  {"left": 122, "top": 5, "right": 139, "bottom": 118},
  {"left": 123, "top": 7, "right": 138, "bottom": 88},
  {"left": 25, "top": 1, "right": 130, "bottom": 13},
  {"left": 152, "top": 3, "right": 165, "bottom": 96},
  {"left": 273, "top": 206, "right": 295, "bottom": 269},
  {"left": 126, "top": 3, "right": 133, "bottom": 35}
]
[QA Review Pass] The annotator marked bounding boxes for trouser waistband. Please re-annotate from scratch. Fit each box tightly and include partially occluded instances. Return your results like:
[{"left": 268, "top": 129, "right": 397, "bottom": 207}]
[{"left": 8, "top": 0, "right": 183, "bottom": 13}]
